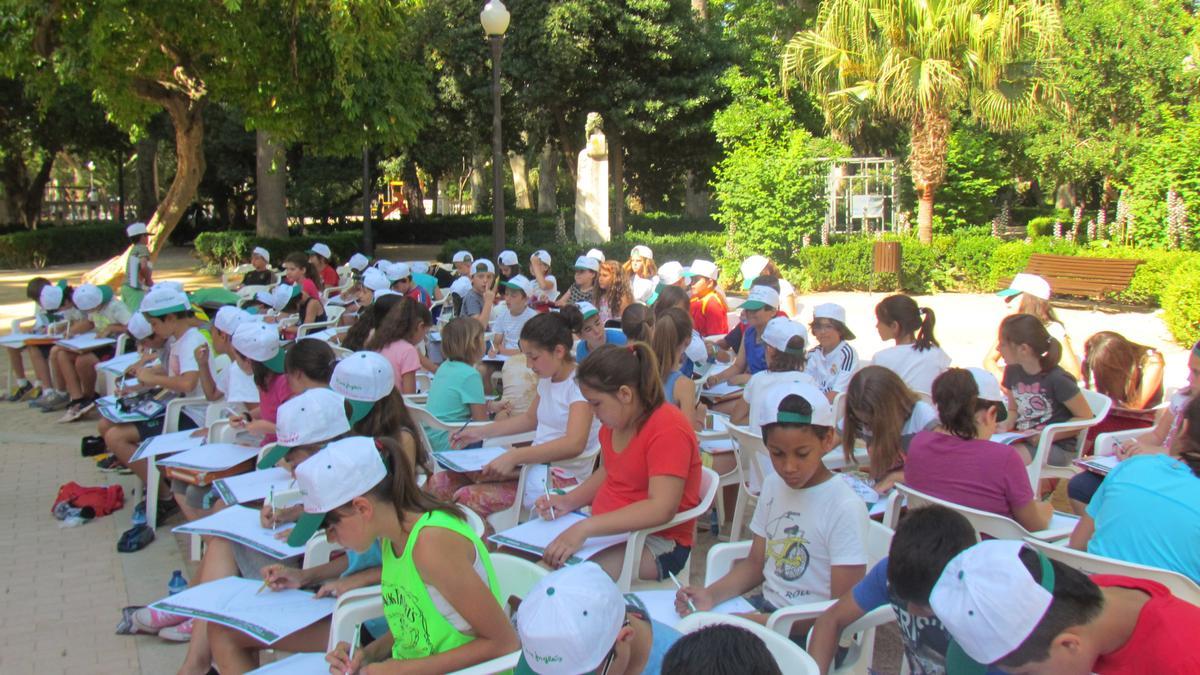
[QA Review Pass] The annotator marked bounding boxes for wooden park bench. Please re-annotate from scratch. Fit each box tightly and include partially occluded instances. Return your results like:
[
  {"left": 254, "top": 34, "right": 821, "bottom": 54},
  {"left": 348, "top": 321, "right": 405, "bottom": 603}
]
[{"left": 1002, "top": 253, "right": 1144, "bottom": 301}]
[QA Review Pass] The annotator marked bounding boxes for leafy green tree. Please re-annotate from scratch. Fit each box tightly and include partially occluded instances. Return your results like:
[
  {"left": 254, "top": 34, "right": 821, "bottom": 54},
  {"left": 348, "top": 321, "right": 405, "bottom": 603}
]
[{"left": 782, "top": 0, "right": 1066, "bottom": 243}]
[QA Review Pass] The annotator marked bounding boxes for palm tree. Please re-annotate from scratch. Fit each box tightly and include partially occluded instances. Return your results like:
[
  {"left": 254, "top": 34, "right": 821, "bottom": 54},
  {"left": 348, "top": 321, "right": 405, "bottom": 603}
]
[{"left": 782, "top": 0, "right": 1066, "bottom": 243}]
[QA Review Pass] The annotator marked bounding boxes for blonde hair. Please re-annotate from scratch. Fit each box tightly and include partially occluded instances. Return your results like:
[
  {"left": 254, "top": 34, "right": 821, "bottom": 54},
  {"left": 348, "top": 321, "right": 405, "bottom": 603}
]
[{"left": 441, "top": 317, "right": 484, "bottom": 364}]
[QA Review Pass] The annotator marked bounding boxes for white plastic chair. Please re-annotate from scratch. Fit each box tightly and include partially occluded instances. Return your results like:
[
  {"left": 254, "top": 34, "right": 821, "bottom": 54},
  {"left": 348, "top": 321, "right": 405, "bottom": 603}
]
[
  {"left": 222, "top": 264, "right": 254, "bottom": 290},
  {"left": 726, "top": 423, "right": 767, "bottom": 542},
  {"left": 144, "top": 395, "right": 208, "bottom": 531},
  {"left": 616, "top": 466, "right": 720, "bottom": 592},
  {"left": 296, "top": 305, "right": 346, "bottom": 338},
  {"left": 698, "top": 412, "right": 740, "bottom": 538},
  {"left": 675, "top": 612, "right": 820, "bottom": 674},
  {"left": 236, "top": 284, "right": 272, "bottom": 303},
  {"left": 890, "top": 483, "right": 1076, "bottom": 542},
  {"left": 1026, "top": 388, "right": 1112, "bottom": 489},
  {"left": 1023, "top": 537, "right": 1200, "bottom": 606},
  {"left": 321, "top": 266, "right": 353, "bottom": 301}
]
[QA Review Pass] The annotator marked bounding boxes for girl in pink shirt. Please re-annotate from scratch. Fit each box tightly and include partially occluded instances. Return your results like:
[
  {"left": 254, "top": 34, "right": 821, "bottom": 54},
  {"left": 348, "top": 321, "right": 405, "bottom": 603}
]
[{"left": 366, "top": 297, "right": 432, "bottom": 394}]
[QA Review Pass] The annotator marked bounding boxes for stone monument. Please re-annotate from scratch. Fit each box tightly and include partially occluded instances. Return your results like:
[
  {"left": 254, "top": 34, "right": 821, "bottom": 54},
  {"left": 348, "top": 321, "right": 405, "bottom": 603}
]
[{"left": 574, "top": 112, "right": 610, "bottom": 243}]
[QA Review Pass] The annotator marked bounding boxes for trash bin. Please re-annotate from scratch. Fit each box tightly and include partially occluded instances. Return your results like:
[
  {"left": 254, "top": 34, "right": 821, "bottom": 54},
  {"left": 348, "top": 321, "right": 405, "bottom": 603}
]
[{"left": 873, "top": 241, "right": 901, "bottom": 275}]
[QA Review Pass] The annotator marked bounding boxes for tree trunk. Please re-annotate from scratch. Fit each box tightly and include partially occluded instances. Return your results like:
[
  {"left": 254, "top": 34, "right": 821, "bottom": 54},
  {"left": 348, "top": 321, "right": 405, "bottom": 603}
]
[
  {"left": 255, "top": 129, "right": 288, "bottom": 238},
  {"left": 428, "top": 171, "right": 440, "bottom": 216},
  {"left": 509, "top": 151, "right": 531, "bottom": 210},
  {"left": 908, "top": 108, "right": 950, "bottom": 245},
  {"left": 609, "top": 130, "right": 625, "bottom": 237},
  {"left": 536, "top": 142, "right": 559, "bottom": 214},
  {"left": 135, "top": 136, "right": 158, "bottom": 222},
  {"left": 402, "top": 159, "right": 425, "bottom": 218},
  {"left": 1054, "top": 183, "right": 1079, "bottom": 210},
  {"left": 470, "top": 150, "right": 488, "bottom": 214},
  {"left": 691, "top": 0, "right": 709, "bottom": 20},
  {"left": 85, "top": 92, "right": 206, "bottom": 285},
  {"left": 0, "top": 150, "right": 57, "bottom": 230},
  {"left": 684, "top": 170, "right": 709, "bottom": 217}
]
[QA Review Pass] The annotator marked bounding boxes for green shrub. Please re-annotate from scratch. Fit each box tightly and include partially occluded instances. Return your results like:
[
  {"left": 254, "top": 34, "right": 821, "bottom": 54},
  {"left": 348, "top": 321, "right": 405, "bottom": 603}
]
[
  {"left": 194, "top": 231, "right": 364, "bottom": 269},
  {"left": 1162, "top": 258, "right": 1200, "bottom": 346},
  {"left": 0, "top": 223, "right": 129, "bottom": 268},
  {"left": 1026, "top": 216, "right": 1061, "bottom": 238}
]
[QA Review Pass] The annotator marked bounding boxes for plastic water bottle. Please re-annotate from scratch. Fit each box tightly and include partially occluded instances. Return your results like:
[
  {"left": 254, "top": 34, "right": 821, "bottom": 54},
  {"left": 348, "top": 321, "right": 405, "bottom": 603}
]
[{"left": 168, "top": 570, "right": 188, "bottom": 596}]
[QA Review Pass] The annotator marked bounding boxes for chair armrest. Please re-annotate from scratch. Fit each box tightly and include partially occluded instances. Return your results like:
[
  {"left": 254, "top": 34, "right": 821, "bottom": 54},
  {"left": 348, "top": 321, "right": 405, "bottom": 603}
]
[
  {"left": 1092, "top": 429, "right": 1145, "bottom": 457},
  {"left": 327, "top": 585, "right": 384, "bottom": 651},
  {"left": 765, "top": 600, "right": 836, "bottom": 636},
  {"left": 164, "top": 396, "right": 206, "bottom": 434},
  {"left": 704, "top": 541, "right": 753, "bottom": 586},
  {"left": 10, "top": 315, "right": 36, "bottom": 333},
  {"left": 303, "top": 530, "right": 344, "bottom": 568}
]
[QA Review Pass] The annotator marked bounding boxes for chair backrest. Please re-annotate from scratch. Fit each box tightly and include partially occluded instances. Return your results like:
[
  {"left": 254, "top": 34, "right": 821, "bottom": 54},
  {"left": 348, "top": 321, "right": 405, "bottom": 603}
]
[
  {"left": 1028, "top": 388, "right": 1113, "bottom": 486},
  {"left": 680, "top": 466, "right": 721, "bottom": 524},
  {"left": 728, "top": 423, "right": 768, "bottom": 496},
  {"left": 462, "top": 507, "right": 486, "bottom": 537},
  {"left": 446, "top": 652, "right": 521, "bottom": 675},
  {"left": 491, "top": 552, "right": 549, "bottom": 615},
  {"left": 1023, "top": 538, "right": 1200, "bottom": 605},
  {"left": 895, "top": 483, "right": 1030, "bottom": 541},
  {"left": 675, "top": 612, "right": 819, "bottom": 674}
]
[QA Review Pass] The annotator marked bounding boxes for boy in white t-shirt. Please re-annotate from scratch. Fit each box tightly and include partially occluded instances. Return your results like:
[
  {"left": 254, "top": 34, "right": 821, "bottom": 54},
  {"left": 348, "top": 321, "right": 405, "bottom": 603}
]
[
  {"left": 806, "top": 303, "right": 860, "bottom": 401},
  {"left": 527, "top": 249, "right": 558, "bottom": 306},
  {"left": 676, "top": 381, "right": 868, "bottom": 634},
  {"left": 737, "top": 316, "right": 819, "bottom": 429},
  {"left": 491, "top": 275, "right": 539, "bottom": 355}
]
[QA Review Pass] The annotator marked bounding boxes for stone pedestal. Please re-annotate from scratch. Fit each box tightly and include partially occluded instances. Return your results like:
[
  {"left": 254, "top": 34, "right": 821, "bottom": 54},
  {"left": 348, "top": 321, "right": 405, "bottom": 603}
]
[{"left": 574, "top": 121, "right": 610, "bottom": 244}]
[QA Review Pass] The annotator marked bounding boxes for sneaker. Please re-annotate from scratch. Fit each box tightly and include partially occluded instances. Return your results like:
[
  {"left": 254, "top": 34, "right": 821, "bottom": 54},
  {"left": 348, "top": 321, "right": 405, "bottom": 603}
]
[
  {"left": 158, "top": 618, "right": 194, "bottom": 642},
  {"left": 6, "top": 382, "right": 32, "bottom": 402},
  {"left": 39, "top": 391, "right": 72, "bottom": 412},
  {"left": 131, "top": 607, "right": 187, "bottom": 634},
  {"left": 156, "top": 498, "right": 180, "bottom": 523},
  {"left": 131, "top": 501, "right": 146, "bottom": 526},
  {"left": 97, "top": 455, "right": 125, "bottom": 472},
  {"left": 116, "top": 523, "right": 155, "bottom": 553},
  {"left": 57, "top": 399, "right": 95, "bottom": 423},
  {"left": 18, "top": 384, "right": 41, "bottom": 402},
  {"left": 28, "top": 390, "right": 57, "bottom": 408}
]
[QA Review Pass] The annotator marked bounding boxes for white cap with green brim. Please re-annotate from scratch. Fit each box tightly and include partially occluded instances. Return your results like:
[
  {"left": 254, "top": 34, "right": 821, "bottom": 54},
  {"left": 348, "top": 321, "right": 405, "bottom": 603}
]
[
  {"left": 385, "top": 262, "right": 411, "bottom": 282},
  {"left": 39, "top": 284, "right": 65, "bottom": 312},
  {"left": 252, "top": 246, "right": 270, "bottom": 263},
  {"left": 258, "top": 388, "right": 351, "bottom": 469},
  {"left": 501, "top": 274, "right": 534, "bottom": 297},
  {"left": 753, "top": 380, "right": 835, "bottom": 429},
  {"left": 452, "top": 250, "right": 474, "bottom": 263},
  {"left": 498, "top": 250, "right": 519, "bottom": 266},
  {"left": 740, "top": 254, "right": 770, "bottom": 289},
  {"left": 306, "top": 242, "right": 332, "bottom": 259},
  {"left": 575, "top": 301, "right": 599, "bottom": 321},
  {"left": 515, "top": 562, "right": 626, "bottom": 675},
  {"left": 268, "top": 284, "right": 301, "bottom": 312},
  {"left": 630, "top": 245, "right": 653, "bottom": 260},
  {"left": 740, "top": 284, "right": 779, "bottom": 311},
  {"left": 682, "top": 259, "right": 718, "bottom": 281},
  {"left": 347, "top": 253, "right": 370, "bottom": 272},
  {"left": 125, "top": 222, "right": 148, "bottom": 237},
  {"left": 287, "top": 436, "right": 388, "bottom": 547},
  {"left": 213, "top": 305, "right": 254, "bottom": 336},
  {"left": 330, "top": 351, "right": 396, "bottom": 424},
  {"left": 127, "top": 312, "right": 153, "bottom": 340},
  {"left": 72, "top": 284, "right": 114, "bottom": 312},
  {"left": 965, "top": 367, "right": 1008, "bottom": 423},
  {"left": 586, "top": 248, "right": 606, "bottom": 262},
  {"left": 471, "top": 259, "right": 496, "bottom": 276},
  {"left": 657, "top": 261, "right": 684, "bottom": 286},
  {"left": 140, "top": 286, "right": 191, "bottom": 317},
  {"left": 762, "top": 316, "right": 808, "bottom": 353},
  {"left": 997, "top": 273, "right": 1051, "bottom": 301},
  {"left": 530, "top": 250, "right": 551, "bottom": 266},
  {"left": 574, "top": 256, "right": 600, "bottom": 272},
  {"left": 232, "top": 321, "right": 286, "bottom": 373},
  {"left": 363, "top": 267, "right": 390, "bottom": 292}
]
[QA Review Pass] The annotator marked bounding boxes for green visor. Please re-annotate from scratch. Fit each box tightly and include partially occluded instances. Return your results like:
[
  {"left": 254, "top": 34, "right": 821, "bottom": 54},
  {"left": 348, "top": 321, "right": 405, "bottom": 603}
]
[
  {"left": 346, "top": 399, "right": 375, "bottom": 425},
  {"left": 499, "top": 280, "right": 527, "bottom": 295},
  {"left": 996, "top": 287, "right": 1022, "bottom": 298},
  {"left": 262, "top": 347, "right": 287, "bottom": 373},
  {"left": 740, "top": 299, "right": 773, "bottom": 311},
  {"left": 286, "top": 511, "right": 326, "bottom": 547},
  {"left": 257, "top": 444, "right": 290, "bottom": 470}
]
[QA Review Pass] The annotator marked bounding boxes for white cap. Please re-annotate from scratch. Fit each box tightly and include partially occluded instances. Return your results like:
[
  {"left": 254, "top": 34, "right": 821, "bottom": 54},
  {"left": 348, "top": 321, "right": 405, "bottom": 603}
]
[
  {"left": 269, "top": 284, "right": 300, "bottom": 312},
  {"left": 385, "top": 261, "right": 411, "bottom": 282},
  {"left": 72, "top": 284, "right": 110, "bottom": 312},
  {"left": 288, "top": 436, "right": 388, "bottom": 547},
  {"left": 753, "top": 380, "right": 835, "bottom": 429},
  {"left": 812, "top": 303, "right": 854, "bottom": 339},
  {"left": 213, "top": 305, "right": 253, "bottom": 335},
  {"left": 452, "top": 250, "right": 474, "bottom": 263},
  {"left": 741, "top": 285, "right": 780, "bottom": 311},
  {"left": 347, "top": 253, "right": 370, "bottom": 272},
  {"left": 999, "top": 273, "right": 1051, "bottom": 301},
  {"left": 630, "top": 245, "right": 653, "bottom": 260},
  {"left": 306, "top": 242, "right": 332, "bottom": 260},
  {"left": 449, "top": 276, "right": 473, "bottom": 298},
  {"left": 585, "top": 248, "right": 606, "bottom": 262},
  {"left": 127, "top": 312, "right": 153, "bottom": 340},
  {"left": 685, "top": 259, "right": 719, "bottom": 281},
  {"left": 574, "top": 256, "right": 600, "bottom": 273},
  {"left": 740, "top": 255, "right": 770, "bottom": 289},
  {"left": 259, "top": 388, "right": 352, "bottom": 469},
  {"left": 930, "top": 540, "right": 1055, "bottom": 665},
  {"left": 363, "top": 267, "right": 390, "bottom": 292},
  {"left": 516, "top": 562, "right": 627, "bottom": 675},
  {"left": 530, "top": 250, "right": 551, "bottom": 266},
  {"left": 140, "top": 286, "right": 191, "bottom": 317},
  {"left": 410, "top": 261, "right": 428, "bottom": 275},
  {"left": 232, "top": 321, "right": 286, "bottom": 371},
  {"left": 39, "top": 284, "right": 65, "bottom": 311},
  {"left": 762, "top": 317, "right": 808, "bottom": 353},
  {"left": 964, "top": 367, "right": 1008, "bottom": 422},
  {"left": 470, "top": 259, "right": 495, "bottom": 276},
  {"left": 498, "top": 250, "right": 519, "bottom": 266},
  {"left": 373, "top": 289, "right": 400, "bottom": 300},
  {"left": 252, "top": 246, "right": 271, "bottom": 263},
  {"left": 575, "top": 301, "right": 599, "bottom": 321},
  {"left": 254, "top": 289, "right": 275, "bottom": 307},
  {"left": 373, "top": 258, "right": 391, "bottom": 270},
  {"left": 657, "top": 261, "right": 684, "bottom": 285},
  {"left": 332, "top": 350, "right": 396, "bottom": 425},
  {"left": 125, "top": 222, "right": 148, "bottom": 238},
  {"left": 501, "top": 274, "right": 533, "bottom": 297}
]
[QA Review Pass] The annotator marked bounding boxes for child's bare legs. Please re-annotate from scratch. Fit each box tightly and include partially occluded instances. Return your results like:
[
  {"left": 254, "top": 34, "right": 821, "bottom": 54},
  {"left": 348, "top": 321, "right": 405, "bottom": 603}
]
[
  {"left": 28, "top": 346, "right": 56, "bottom": 390},
  {"left": 209, "top": 618, "right": 331, "bottom": 675},
  {"left": 1013, "top": 442, "right": 1034, "bottom": 465},
  {"left": 7, "top": 347, "right": 26, "bottom": 380},
  {"left": 52, "top": 347, "right": 83, "bottom": 399},
  {"left": 107, "top": 423, "right": 162, "bottom": 491},
  {"left": 725, "top": 398, "right": 750, "bottom": 425},
  {"left": 75, "top": 352, "right": 100, "bottom": 398},
  {"left": 178, "top": 537, "right": 238, "bottom": 675},
  {"left": 712, "top": 397, "right": 742, "bottom": 417},
  {"left": 591, "top": 543, "right": 660, "bottom": 584}
]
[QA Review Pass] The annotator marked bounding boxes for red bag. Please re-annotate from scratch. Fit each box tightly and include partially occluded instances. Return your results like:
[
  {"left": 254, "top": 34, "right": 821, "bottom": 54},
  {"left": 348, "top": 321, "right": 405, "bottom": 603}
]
[{"left": 53, "top": 481, "right": 125, "bottom": 517}]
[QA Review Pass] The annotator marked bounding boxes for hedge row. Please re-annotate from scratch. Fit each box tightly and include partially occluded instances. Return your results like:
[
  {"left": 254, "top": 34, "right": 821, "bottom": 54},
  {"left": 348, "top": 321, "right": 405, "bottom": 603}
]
[
  {"left": 0, "top": 223, "right": 131, "bottom": 268},
  {"left": 194, "top": 231, "right": 364, "bottom": 269}
]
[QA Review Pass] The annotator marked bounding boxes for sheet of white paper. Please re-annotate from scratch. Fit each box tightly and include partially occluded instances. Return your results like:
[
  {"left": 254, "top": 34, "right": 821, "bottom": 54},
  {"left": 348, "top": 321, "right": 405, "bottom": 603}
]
[
  {"left": 213, "top": 467, "right": 297, "bottom": 506},
  {"left": 489, "top": 513, "right": 630, "bottom": 564},
  {"left": 247, "top": 652, "right": 329, "bottom": 674},
  {"left": 150, "top": 576, "right": 334, "bottom": 645},
  {"left": 706, "top": 414, "right": 729, "bottom": 433},
  {"left": 482, "top": 353, "right": 509, "bottom": 363},
  {"left": 97, "top": 351, "right": 142, "bottom": 374},
  {"left": 58, "top": 332, "right": 117, "bottom": 351},
  {"left": 1076, "top": 455, "right": 1119, "bottom": 474},
  {"left": 130, "top": 429, "right": 206, "bottom": 462},
  {"left": 0, "top": 331, "right": 38, "bottom": 347},
  {"left": 298, "top": 327, "right": 345, "bottom": 343},
  {"left": 840, "top": 473, "right": 880, "bottom": 505},
  {"left": 174, "top": 505, "right": 307, "bottom": 559},
  {"left": 157, "top": 443, "right": 259, "bottom": 471},
  {"left": 625, "top": 590, "right": 755, "bottom": 628},
  {"left": 1047, "top": 511, "right": 1080, "bottom": 531},
  {"left": 96, "top": 398, "right": 149, "bottom": 423},
  {"left": 990, "top": 431, "right": 1038, "bottom": 445},
  {"left": 701, "top": 381, "right": 743, "bottom": 398},
  {"left": 433, "top": 446, "right": 509, "bottom": 473},
  {"left": 699, "top": 440, "right": 735, "bottom": 455}
]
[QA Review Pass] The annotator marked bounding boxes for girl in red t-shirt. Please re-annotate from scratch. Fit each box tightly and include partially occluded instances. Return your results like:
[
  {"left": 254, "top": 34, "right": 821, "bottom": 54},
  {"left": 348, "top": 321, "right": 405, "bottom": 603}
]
[{"left": 535, "top": 343, "right": 703, "bottom": 582}]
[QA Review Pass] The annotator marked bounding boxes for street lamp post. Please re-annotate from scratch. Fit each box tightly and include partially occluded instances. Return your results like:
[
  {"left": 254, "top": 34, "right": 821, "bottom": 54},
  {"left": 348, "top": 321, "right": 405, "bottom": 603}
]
[{"left": 481, "top": 0, "right": 510, "bottom": 258}]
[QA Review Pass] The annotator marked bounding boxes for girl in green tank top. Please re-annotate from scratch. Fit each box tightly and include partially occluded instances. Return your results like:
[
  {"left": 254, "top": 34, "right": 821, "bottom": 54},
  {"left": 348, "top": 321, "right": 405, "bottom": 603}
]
[{"left": 316, "top": 436, "right": 519, "bottom": 674}]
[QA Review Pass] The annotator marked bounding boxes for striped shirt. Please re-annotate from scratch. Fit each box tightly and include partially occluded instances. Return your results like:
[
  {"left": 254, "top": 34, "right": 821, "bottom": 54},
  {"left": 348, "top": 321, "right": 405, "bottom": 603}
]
[{"left": 805, "top": 341, "right": 859, "bottom": 395}]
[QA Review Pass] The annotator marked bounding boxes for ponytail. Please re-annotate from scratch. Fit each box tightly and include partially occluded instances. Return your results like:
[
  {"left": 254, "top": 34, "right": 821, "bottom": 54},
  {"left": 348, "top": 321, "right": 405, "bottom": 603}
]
[
  {"left": 931, "top": 368, "right": 982, "bottom": 440},
  {"left": 557, "top": 304, "right": 586, "bottom": 336},
  {"left": 843, "top": 366, "right": 917, "bottom": 482},
  {"left": 521, "top": 311, "right": 576, "bottom": 359},
  {"left": 349, "top": 391, "right": 433, "bottom": 476},
  {"left": 1000, "top": 314, "right": 1061, "bottom": 372},
  {"left": 576, "top": 343, "right": 664, "bottom": 429},
  {"left": 649, "top": 308, "right": 691, "bottom": 379},
  {"left": 350, "top": 436, "right": 462, "bottom": 530},
  {"left": 343, "top": 294, "right": 403, "bottom": 351},
  {"left": 876, "top": 294, "right": 938, "bottom": 352},
  {"left": 620, "top": 303, "right": 653, "bottom": 343},
  {"left": 284, "top": 338, "right": 336, "bottom": 384}
]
